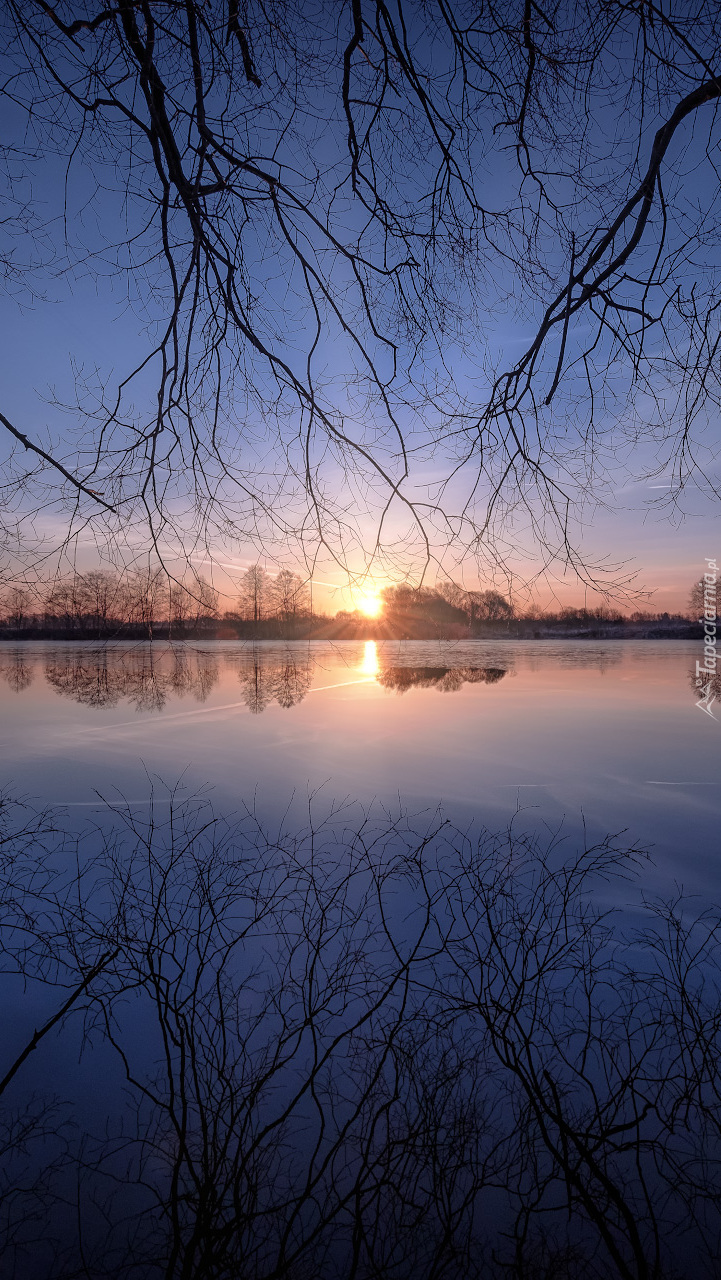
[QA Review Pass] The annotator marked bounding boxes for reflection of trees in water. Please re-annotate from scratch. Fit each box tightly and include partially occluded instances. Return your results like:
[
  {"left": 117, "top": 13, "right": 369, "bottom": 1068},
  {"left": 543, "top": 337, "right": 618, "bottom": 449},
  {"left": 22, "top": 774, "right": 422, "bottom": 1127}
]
[
  {"left": 121, "top": 652, "right": 170, "bottom": 713},
  {"left": 167, "top": 647, "right": 219, "bottom": 705},
  {"left": 6, "top": 649, "right": 505, "bottom": 710},
  {"left": 4, "top": 792, "right": 721, "bottom": 1278},
  {"left": 378, "top": 666, "right": 507, "bottom": 695},
  {"left": 0, "top": 648, "right": 34, "bottom": 692},
  {"left": 232, "top": 651, "right": 313, "bottom": 714},
  {"left": 272, "top": 657, "right": 313, "bottom": 709},
  {"left": 8, "top": 645, "right": 707, "bottom": 721},
  {"left": 44, "top": 647, "right": 219, "bottom": 711},
  {"left": 45, "top": 650, "right": 123, "bottom": 709},
  {"left": 238, "top": 659, "right": 272, "bottom": 716}
]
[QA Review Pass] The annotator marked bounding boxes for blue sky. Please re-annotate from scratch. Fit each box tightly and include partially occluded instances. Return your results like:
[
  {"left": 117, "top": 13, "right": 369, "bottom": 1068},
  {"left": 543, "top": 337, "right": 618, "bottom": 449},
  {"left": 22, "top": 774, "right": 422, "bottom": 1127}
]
[{"left": 1, "top": 2, "right": 719, "bottom": 612}]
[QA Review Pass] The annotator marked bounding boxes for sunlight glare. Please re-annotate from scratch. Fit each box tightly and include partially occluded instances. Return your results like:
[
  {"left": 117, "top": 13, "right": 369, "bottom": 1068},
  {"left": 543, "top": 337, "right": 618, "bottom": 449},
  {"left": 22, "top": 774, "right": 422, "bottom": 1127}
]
[
  {"left": 358, "top": 594, "right": 382, "bottom": 617},
  {"left": 358, "top": 641, "right": 380, "bottom": 677}
]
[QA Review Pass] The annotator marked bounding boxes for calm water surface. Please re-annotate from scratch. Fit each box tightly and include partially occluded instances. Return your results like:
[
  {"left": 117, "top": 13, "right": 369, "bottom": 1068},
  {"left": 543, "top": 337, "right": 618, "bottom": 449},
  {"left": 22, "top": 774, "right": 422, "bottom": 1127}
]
[
  {"left": 1, "top": 637, "right": 721, "bottom": 896},
  {"left": 1, "top": 638, "right": 718, "bottom": 893},
  {"left": 1, "top": 638, "right": 720, "bottom": 1280}
]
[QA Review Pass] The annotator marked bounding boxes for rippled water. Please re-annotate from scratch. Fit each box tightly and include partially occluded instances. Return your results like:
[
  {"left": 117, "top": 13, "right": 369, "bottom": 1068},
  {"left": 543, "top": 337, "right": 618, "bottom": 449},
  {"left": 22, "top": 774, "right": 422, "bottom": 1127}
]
[{"left": 0, "top": 638, "right": 718, "bottom": 892}]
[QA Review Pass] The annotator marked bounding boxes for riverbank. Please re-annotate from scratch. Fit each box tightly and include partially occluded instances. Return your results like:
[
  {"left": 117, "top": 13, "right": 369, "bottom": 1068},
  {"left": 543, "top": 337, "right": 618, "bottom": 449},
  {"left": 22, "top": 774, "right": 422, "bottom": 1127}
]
[{"left": 0, "top": 619, "right": 701, "bottom": 642}]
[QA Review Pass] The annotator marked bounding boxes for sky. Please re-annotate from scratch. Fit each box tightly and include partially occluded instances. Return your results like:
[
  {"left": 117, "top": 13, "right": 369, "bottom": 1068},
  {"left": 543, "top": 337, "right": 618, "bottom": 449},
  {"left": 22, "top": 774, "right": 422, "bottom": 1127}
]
[
  {"left": 1, "top": 267, "right": 712, "bottom": 614},
  {"left": 1, "top": 3, "right": 719, "bottom": 615}
]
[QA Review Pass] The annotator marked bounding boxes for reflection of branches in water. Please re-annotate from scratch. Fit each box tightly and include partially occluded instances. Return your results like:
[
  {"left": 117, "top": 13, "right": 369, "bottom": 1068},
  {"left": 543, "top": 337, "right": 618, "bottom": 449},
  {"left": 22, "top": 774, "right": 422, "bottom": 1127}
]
[
  {"left": 0, "top": 791, "right": 77, "bottom": 1273},
  {"left": 271, "top": 657, "right": 313, "bottom": 710},
  {"left": 377, "top": 666, "right": 507, "bottom": 695},
  {"left": 0, "top": 647, "right": 33, "bottom": 693},
  {"left": 3, "top": 789, "right": 721, "bottom": 1276},
  {"left": 231, "top": 651, "right": 313, "bottom": 715},
  {"left": 167, "top": 647, "right": 219, "bottom": 705},
  {"left": 44, "top": 647, "right": 219, "bottom": 711},
  {"left": 45, "top": 649, "right": 123, "bottom": 709}
]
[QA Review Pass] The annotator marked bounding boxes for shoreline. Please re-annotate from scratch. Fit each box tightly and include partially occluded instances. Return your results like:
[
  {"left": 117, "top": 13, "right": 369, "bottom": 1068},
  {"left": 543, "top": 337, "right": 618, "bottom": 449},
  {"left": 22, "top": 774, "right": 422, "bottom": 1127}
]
[{"left": 0, "top": 629, "right": 702, "bottom": 644}]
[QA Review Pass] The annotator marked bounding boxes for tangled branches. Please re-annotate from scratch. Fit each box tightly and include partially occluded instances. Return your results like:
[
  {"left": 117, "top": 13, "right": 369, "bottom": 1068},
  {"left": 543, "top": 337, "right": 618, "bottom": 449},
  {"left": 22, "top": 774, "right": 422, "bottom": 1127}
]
[
  {"left": 1, "top": 3, "right": 720, "bottom": 582},
  {"left": 1, "top": 787, "right": 721, "bottom": 1276}
]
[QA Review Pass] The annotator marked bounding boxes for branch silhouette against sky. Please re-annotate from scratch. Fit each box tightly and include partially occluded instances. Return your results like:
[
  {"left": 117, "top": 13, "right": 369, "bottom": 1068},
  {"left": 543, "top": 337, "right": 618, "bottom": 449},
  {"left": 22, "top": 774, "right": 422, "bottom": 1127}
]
[{"left": 1, "top": 1, "right": 720, "bottom": 590}]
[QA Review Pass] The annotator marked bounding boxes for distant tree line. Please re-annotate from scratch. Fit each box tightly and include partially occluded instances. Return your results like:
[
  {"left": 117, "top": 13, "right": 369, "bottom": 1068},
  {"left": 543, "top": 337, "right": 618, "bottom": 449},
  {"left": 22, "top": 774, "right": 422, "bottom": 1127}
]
[
  {"left": 369, "top": 584, "right": 698, "bottom": 640},
  {"left": 224, "top": 566, "right": 311, "bottom": 629},
  {"left": 0, "top": 565, "right": 311, "bottom": 639},
  {"left": 0, "top": 570, "right": 706, "bottom": 640},
  {"left": 0, "top": 569, "right": 220, "bottom": 639}
]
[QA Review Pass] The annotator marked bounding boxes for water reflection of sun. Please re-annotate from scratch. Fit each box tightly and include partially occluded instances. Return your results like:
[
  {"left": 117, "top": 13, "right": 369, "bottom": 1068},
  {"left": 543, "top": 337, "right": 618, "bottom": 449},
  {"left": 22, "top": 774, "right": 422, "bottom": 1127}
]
[{"left": 358, "top": 641, "right": 380, "bottom": 677}]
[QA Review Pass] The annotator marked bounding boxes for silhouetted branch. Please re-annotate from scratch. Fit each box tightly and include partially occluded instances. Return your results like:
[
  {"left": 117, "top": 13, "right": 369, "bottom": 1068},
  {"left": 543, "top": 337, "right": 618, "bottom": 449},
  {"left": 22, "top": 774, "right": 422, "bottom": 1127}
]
[
  {"left": 3, "top": 2, "right": 721, "bottom": 581},
  {"left": 0, "top": 410, "right": 117, "bottom": 512}
]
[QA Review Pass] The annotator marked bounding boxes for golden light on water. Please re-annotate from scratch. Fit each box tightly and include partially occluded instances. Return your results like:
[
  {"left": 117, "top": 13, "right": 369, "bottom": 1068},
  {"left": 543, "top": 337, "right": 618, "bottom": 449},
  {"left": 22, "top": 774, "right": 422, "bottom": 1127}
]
[{"left": 358, "top": 641, "right": 380, "bottom": 676}]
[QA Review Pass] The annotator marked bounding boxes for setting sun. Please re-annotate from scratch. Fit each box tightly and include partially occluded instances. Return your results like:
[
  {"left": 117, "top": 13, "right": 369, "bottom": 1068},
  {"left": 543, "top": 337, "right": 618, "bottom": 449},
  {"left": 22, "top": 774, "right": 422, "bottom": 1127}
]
[{"left": 358, "top": 594, "right": 382, "bottom": 617}]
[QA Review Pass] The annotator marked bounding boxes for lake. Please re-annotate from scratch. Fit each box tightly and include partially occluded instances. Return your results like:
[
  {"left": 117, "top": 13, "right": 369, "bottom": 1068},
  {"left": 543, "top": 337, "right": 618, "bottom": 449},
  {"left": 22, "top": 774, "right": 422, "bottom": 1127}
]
[
  {"left": 0, "top": 637, "right": 718, "bottom": 894},
  {"left": 2, "top": 638, "right": 721, "bottom": 1278}
]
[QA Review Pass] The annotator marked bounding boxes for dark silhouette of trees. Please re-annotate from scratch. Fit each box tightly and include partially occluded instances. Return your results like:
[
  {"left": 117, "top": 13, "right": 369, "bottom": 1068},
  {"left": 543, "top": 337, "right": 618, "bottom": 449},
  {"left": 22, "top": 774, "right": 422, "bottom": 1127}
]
[
  {"left": 43, "top": 578, "right": 87, "bottom": 634},
  {"left": 38, "top": 566, "right": 220, "bottom": 639},
  {"left": 77, "top": 570, "right": 127, "bottom": 637},
  {"left": 471, "top": 591, "right": 514, "bottom": 623},
  {"left": 2, "top": 3, "right": 721, "bottom": 583},
  {"left": 0, "top": 570, "right": 701, "bottom": 641},
  {"left": 126, "top": 566, "right": 170, "bottom": 642},
  {"left": 3, "top": 587, "right": 31, "bottom": 631},
  {"left": 43, "top": 570, "right": 132, "bottom": 636},
  {"left": 0, "top": 568, "right": 220, "bottom": 638},
  {"left": 381, "top": 585, "right": 469, "bottom": 636},
  {"left": 168, "top": 577, "right": 219, "bottom": 636},
  {"left": 236, "top": 564, "right": 310, "bottom": 626},
  {"left": 238, "top": 565, "right": 269, "bottom": 627},
  {"left": 437, "top": 583, "right": 514, "bottom": 623},
  {"left": 230, "top": 565, "right": 312, "bottom": 629},
  {"left": 378, "top": 583, "right": 521, "bottom": 635},
  {"left": 270, "top": 568, "right": 310, "bottom": 627}
]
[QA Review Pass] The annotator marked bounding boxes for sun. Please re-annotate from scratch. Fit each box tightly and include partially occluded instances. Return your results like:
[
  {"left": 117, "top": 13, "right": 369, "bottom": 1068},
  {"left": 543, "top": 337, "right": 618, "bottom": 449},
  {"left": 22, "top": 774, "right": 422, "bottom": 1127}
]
[{"left": 358, "top": 594, "right": 382, "bottom": 618}]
